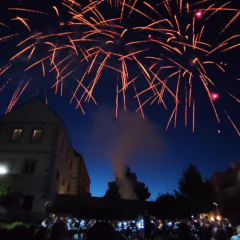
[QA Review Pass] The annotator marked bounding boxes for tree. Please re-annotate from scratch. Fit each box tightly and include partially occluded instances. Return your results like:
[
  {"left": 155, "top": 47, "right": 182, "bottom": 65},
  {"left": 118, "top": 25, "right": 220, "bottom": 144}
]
[
  {"left": 104, "top": 167, "right": 151, "bottom": 201},
  {"left": 0, "top": 179, "right": 9, "bottom": 202},
  {"left": 176, "top": 164, "right": 216, "bottom": 216},
  {"left": 156, "top": 193, "right": 178, "bottom": 219}
]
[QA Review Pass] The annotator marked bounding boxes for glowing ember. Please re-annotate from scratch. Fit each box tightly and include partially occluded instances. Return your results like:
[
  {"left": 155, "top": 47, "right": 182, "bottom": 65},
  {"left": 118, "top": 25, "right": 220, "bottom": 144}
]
[
  {"left": 195, "top": 10, "right": 202, "bottom": 18},
  {"left": 211, "top": 93, "right": 219, "bottom": 100},
  {"left": 0, "top": 0, "right": 239, "bottom": 135}
]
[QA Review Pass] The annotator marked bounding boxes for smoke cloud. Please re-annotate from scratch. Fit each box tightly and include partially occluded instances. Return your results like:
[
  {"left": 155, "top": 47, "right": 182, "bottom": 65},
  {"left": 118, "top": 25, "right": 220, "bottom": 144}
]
[{"left": 94, "top": 107, "right": 162, "bottom": 200}]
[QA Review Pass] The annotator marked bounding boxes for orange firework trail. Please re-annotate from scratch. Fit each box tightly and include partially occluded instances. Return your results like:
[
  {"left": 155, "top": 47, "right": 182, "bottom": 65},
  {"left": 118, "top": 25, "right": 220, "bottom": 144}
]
[
  {"left": 0, "top": 0, "right": 239, "bottom": 134},
  {"left": 225, "top": 111, "right": 240, "bottom": 136},
  {"left": 6, "top": 80, "right": 29, "bottom": 114},
  {"left": 0, "top": 34, "right": 19, "bottom": 42}
]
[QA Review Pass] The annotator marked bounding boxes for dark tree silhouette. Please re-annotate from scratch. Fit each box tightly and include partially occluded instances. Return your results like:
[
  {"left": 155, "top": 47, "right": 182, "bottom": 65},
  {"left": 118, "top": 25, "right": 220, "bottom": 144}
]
[
  {"left": 105, "top": 181, "right": 120, "bottom": 199},
  {"left": 156, "top": 192, "right": 179, "bottom": 219},
  {"left": 175, "top": 164, "right": 216, "bottom": 216},
  {"left": 104, "top": 167, "right": 151, "bottom": 201}
]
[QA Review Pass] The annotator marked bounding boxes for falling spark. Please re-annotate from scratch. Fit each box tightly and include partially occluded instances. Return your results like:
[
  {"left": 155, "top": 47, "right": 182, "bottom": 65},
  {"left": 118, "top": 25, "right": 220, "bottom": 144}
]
[
  {"left": 225, "top": 111, "right": 240, "bottom": 136},
  {"left": 0, "top": 0, "right": 239, "bottom": 134}
]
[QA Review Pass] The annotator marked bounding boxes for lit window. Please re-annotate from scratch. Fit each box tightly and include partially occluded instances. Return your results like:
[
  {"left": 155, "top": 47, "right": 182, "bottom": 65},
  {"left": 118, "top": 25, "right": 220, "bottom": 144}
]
[
  {"left": 31, "top": 129, "right": 43, "bottom": 143},
  {"left": 23, "top": 160, "right": 37, "bottom": 175},
  {"left": 11, "top": 128, "right": 23, "bottom": 142}
]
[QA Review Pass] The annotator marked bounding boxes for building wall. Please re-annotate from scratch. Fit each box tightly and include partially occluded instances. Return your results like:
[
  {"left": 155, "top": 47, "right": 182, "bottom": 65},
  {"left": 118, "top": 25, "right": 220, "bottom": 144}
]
[
  {"left": 0, "top": 98, "right": 91, "bottom": 213},
  {"left": 0, "top": 122, "right": 58, "bottom": 152},
  {"left": 51, "top": 130, "right": 91, "bottom": 197},
  {"left": 51, "top": 129, "right": 76, "bottom": 196},
  {"left": 77, "top": 155, "right": 91, "bottom": 195},
  {"left": 0, "top": 121, "right": 59, "bottom": 211},
  {"left": 211, "top": 164, "right": 240, "bottom": 223}
]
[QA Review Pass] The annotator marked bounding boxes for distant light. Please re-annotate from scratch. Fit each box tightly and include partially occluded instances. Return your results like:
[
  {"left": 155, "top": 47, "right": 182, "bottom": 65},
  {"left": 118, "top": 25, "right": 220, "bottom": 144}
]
[
  {"left": 211, "top": 93, "right": 219, "bottom": 100},
  {"left": 216, "top": 215, "right": 221, "bottom": 221},
  {"left": 218, "top": 130, "right": 221, "bottom": 134},
  {"left": 195, "top": 10, "right": 202, "bottom": 18},
  {"left": 148, "top": 34, "right": 152, "bottom": 39},
  {"left": 0, "top": 165, "right": 8, "bottom": 175}
]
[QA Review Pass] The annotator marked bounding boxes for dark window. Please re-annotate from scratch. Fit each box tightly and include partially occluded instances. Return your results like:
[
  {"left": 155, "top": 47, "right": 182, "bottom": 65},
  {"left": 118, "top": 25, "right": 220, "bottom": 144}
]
[
  {"left": 23, "top": 160, "right": 37, "bottom": 175},
  {"left": 23, "top": 195, "right": 34, "bottom": 210},
  {"left": 67, "top": 184, "right": 70, "bottom": 192},
  {"left": 11, "top": 128, "right": 23, "bottom": 142},
  {"left": 31, "top": 129, "right": 43, "bottom": 143},
  {"left": 56, "top": 171, "right": 59, "bottom": 180},
  {"left": 62, "top": 179, "right": 65, "bottom": 186}
]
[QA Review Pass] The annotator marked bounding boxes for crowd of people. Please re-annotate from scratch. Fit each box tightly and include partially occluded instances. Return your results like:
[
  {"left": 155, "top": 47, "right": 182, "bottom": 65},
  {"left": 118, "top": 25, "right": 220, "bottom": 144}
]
[{"left": 0, "top": 214, "right": 239, "bottom": 240}]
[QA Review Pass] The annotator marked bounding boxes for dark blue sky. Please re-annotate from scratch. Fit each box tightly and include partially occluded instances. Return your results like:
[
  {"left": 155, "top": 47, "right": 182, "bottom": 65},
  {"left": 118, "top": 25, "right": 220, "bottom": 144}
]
[
  {"left": 54, "top": 95, "right": 239, "bottom": 200},
  {"left": 41, "top": 95, "right": 240, "bottom": 200},
  {"left": 2, "top": 93, "right": 238, "bottom": 201},
  {"left": 0, "top": 0, "right": 239, "bottom": 200}
]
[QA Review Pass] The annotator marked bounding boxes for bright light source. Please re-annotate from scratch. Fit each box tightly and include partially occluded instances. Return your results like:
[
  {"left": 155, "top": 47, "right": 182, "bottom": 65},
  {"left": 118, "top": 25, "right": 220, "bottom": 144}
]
[
  {"left": 211, "top": 93, "right": 219, "bottom": 100},
  {"left": 216, "top": 215, "right": 221, "bottom": 221},
  {"left": 0, "top": 165, "right": 8, "bottom": 175},
  {"left": 195, "top": 11, "right": 202, "bottom": 18}
]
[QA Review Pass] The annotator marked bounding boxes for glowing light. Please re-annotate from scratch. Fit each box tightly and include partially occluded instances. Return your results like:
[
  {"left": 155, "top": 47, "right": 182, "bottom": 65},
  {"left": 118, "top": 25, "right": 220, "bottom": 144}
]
[
  {"left": 211, "top": 93, "right": 219, "bottom": 100},
  {"left": 195, "top": 10, "right": 202, "bottom": 18},
  {"left": 0, "top": 165, "right": 8, "bottom": 175},
  {"left": 0, "top": 0, "right": 240, "bottom": 134}
]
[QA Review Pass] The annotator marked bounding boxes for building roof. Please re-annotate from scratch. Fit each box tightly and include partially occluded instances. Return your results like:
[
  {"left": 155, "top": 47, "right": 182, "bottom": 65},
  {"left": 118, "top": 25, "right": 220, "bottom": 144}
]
[
  {"left": 0, "top": 96, "right": 85, "bottom": 156},
  {"left": 0, "top": 96, "right": 64, "bottom": 124}
]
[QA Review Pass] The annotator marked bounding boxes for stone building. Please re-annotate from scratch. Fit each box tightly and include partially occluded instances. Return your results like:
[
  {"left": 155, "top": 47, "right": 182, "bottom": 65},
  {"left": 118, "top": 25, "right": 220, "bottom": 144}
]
[
  {"left": 0, "top": 97, "right": 90, "bottom": 213},
  {"left": 211, "top": 163, "right": 240, "bottom": 224}
]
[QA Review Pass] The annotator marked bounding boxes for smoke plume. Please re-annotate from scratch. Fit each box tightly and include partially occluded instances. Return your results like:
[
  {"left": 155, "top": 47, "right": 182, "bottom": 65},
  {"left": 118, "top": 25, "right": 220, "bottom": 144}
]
[{"left": 94, "top": 107, "right": 162, "bottom": 200}]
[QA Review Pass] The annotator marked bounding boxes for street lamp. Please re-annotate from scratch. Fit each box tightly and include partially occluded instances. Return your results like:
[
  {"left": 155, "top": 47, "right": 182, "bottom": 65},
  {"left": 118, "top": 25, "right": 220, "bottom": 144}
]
[
  {"left": 213, "top": 202, "right": 220, "bottom": 220},
  {"left": 0, "top": 165, "right": 8, "bottom": 175},
  {"left": 44, "top": 201, "right": 52, "bottom": 219}
]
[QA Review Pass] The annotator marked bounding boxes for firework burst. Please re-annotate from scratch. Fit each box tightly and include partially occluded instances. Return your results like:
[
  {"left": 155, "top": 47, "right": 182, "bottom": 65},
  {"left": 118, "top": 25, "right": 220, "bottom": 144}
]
[{"left": 0, "top": 0, "right": 239, "bottom": 133}]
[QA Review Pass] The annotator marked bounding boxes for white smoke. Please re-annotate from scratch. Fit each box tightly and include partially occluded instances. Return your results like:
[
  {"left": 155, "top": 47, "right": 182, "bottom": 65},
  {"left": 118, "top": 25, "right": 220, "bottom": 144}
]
[{"left": 94, "top": 107, "right": 162, "bottom": 200}]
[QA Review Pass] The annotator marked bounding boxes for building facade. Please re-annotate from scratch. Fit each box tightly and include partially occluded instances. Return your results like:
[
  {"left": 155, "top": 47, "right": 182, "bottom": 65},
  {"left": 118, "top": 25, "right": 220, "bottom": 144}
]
[
  {"left": 0, "top": 97, "right": 90, "bottom": 212},
  {"left": 211, "top": 163, "right": 240, "bottom": 224}
]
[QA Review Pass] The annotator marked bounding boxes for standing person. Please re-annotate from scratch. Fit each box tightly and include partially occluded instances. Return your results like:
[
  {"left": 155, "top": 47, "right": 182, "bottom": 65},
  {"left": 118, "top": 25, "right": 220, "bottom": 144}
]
[
  {"left": 230, "top": 225, "right": 240, "bottom": 240},
  {"left": 143, "top": 209, "right": 151, "bottom": 240},
  {"left": 87, "top": 222, "right": 116, "bottom": 240},
  {"left": 215, "top": 227, "right": 228, "bottom": 240},
  {"left": 51, "top": 220, "right": 69, "bottom": 240}
]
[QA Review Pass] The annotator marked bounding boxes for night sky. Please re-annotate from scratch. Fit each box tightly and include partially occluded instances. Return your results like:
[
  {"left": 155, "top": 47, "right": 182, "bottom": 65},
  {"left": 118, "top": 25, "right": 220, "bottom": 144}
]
[{"left": 0, "top": 0, "right": 239, "bottom": 200}]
